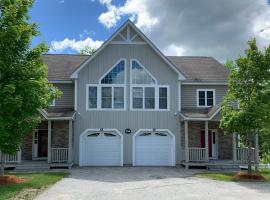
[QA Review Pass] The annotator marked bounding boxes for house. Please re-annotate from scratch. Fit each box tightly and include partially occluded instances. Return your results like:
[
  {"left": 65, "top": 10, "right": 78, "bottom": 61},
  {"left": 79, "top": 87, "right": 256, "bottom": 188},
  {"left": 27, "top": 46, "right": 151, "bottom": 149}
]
[{"left": 2, "top": 20, "right": 259, "bottom": 169}]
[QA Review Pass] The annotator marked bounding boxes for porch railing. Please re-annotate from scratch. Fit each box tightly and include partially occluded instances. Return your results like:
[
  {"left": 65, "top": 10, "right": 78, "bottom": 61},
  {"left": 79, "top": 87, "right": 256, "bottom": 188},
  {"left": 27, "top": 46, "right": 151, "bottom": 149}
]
[
  {"left": 236, "top": 147, "right": 255, "bottom": 163},
  {"left": 0, "top": 151, "right": 19, "bottom": 163},
  {"left": 51, "top": 148, "right": 68, "bottom": 163},
  {"left": 189, "top": 147, "right": 206, "bottom": 162}
]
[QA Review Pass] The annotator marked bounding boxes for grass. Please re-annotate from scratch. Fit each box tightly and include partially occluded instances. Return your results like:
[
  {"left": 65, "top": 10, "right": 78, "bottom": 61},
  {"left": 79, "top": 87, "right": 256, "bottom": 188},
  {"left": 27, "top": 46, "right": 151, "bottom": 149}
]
[
  {"left": 197, "top": 169, "right": 270, "bottom": 182},
  {"left": 0, "top": 172, "right": 68, "bottom": 200}
]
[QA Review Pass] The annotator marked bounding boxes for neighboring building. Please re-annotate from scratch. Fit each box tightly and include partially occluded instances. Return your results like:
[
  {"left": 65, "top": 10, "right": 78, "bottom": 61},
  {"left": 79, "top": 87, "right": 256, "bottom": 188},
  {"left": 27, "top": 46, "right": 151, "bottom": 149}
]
[{"left": 3, "top": 20, "right": 258, "bottom": 169}]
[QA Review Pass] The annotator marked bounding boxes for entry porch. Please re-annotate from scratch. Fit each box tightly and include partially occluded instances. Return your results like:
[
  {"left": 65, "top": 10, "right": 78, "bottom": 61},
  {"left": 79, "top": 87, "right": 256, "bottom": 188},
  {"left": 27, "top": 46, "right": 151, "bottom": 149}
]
[{"left": 1, "top": 108, "right": 75, "bottom": 169}]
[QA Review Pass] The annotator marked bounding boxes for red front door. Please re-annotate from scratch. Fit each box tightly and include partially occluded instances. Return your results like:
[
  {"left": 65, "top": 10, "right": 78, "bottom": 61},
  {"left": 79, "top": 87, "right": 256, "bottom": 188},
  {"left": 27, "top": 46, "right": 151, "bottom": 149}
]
[
  {"left": 200, "top": 130, "right": 212, "bottom": 157},
  {"left": 38, "top": 130, "right": 48, "bottom": 157}
]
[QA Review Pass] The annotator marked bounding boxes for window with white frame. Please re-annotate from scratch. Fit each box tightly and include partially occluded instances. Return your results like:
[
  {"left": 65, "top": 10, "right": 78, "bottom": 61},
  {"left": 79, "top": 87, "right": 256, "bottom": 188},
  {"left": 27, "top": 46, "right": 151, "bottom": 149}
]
[
  {"left": 197, "top": 89, "right": 215, "bottom": 107},
  {"left": 50, "top": 99, "right": 55, "bottom": 107},
  {"left": 87, "top": 59, "right": 126, "bottom": 110},
  {"left": 130, "top": 59, "right": 169, "bottom": 111}
]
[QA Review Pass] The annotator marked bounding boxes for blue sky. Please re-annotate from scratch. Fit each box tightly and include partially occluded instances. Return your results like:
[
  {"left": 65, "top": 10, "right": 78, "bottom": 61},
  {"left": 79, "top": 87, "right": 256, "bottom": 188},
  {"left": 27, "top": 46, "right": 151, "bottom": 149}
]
[{"left": 29, "top": 0, "right": 270, "bottom": 61}]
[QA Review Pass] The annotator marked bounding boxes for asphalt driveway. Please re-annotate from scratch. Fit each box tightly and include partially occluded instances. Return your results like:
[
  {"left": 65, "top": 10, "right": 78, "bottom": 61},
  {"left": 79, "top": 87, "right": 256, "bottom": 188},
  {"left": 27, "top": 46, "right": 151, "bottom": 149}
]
[{"left": 36, "top": 167, "right": 270, "bottom": 200}]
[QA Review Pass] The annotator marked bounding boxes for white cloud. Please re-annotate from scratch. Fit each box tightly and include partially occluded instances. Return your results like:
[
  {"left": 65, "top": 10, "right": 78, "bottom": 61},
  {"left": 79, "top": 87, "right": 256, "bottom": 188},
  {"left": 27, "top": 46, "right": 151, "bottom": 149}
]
[
  {"left": 98, "top": 0, "right": 158, "bottom": 30},
  {"left": 164, "top": 44, "right": 185, "bottom": 56},
  {"left": 49, "top": 37, "right": 103, "bottom": 53},
  {"left": 97, "top": 0, "right": 270, "bottom": 61}
]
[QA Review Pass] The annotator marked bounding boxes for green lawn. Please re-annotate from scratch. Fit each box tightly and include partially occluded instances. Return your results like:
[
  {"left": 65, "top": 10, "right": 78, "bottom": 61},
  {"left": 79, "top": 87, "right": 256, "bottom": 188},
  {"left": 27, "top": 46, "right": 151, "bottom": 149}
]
[
  {"left": 0, "top": 172, "right": 68, "bottom": 200},
  {"left": 197, "top": 169, "right": 270, "bottom": 182}
]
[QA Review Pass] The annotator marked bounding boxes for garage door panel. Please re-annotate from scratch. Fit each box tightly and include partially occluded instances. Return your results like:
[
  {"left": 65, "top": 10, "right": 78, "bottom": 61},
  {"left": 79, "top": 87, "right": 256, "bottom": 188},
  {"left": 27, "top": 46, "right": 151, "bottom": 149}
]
[
  {"left": 134, "top": 131, "right": 174, "bottom": 166},
  {"left": 80, "top": 131, "right": 122, "bottom": 166}
]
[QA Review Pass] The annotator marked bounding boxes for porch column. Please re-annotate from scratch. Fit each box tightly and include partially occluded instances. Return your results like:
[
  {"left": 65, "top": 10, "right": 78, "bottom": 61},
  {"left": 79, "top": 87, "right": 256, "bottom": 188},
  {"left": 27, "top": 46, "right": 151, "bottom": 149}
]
[
  {"left": 205, "top": 121, "right": 209, "bottom": 161},
  {"left": 68, "top": 120, "right": 73, "bottom": 163},
  {"left": 232, "top": 133, "right": 237, "bottom": 163},
  {"left": 255, "top": 132, "right": 259, "bottom": 171},
  {"left": 184, "top": 120, "right": 189, "bottom": 163},
  {"left": 48, "top": 120, "right": 52, "bottom": 163},
  {"left": 17, "top": 148, "right": 21, "bottom": 164}
]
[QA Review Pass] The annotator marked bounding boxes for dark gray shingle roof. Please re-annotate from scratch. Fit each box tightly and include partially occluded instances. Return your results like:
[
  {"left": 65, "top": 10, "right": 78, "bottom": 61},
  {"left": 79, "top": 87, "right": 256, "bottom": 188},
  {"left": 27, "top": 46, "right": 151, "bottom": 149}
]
[
  {"left": 42, "top": 54, "right": 89, "bottom": 81},
  {"left": 42, "top": 54, "right": 229, "bottom": 82},
  {"left": 167, "top": 56, "right": 229, "bottom": 82}
]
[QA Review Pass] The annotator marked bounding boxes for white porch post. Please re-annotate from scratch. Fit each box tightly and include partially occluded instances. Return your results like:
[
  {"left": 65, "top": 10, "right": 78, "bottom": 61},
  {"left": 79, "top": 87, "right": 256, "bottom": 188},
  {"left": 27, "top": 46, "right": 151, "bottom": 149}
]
[
  {"left": 255, "top": 132, "right": 259, "bottom": 171},
  {"left": 48, "top": 120, "right": 52, "bottom": 163},
  {"left": 232, "top": 133, "right": 237, "bottom": 163},
  {"left": 205, "top": 121, "right": 209, "bottom": 161},
  {"left": 184, "top": 121, "right": 189, "bottom": 163},
  {"left": 17, "top": 149, "right": 21, "bottom": 164},
  {"left": 68, "top": 120, "right": 73, "bottom": 164}
]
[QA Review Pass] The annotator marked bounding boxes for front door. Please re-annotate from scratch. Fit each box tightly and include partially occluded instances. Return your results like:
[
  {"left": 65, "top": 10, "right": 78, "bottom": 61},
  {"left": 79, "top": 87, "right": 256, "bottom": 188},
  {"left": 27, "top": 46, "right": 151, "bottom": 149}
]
[
  {"left": 33, "top": 130, "right": 48, "bottom": 159},
  {"left": 38, "top": 130, "right": 48, "bottom": 157},
  {"left": 200, "top": 130, "right": 217, "bottom": 159}
]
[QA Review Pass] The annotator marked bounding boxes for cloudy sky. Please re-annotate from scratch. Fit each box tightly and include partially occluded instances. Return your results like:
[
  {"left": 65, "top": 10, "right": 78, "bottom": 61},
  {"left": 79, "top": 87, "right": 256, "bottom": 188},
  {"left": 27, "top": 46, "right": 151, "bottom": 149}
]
[{"left": 30, "top": 0, "right": 270, "bottom": 62}]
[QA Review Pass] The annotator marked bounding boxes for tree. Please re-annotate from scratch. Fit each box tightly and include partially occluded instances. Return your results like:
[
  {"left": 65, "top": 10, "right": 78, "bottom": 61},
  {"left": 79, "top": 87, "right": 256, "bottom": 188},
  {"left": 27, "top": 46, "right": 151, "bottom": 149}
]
[
  {"left": 220, "top": 38, "right": 270, "bottom": 174},
  {"left": 80, "top": 46, "right": 96, "bottom": 55},
  {"left": 0, "top": 0, "right": 60, "bottom": 175}
]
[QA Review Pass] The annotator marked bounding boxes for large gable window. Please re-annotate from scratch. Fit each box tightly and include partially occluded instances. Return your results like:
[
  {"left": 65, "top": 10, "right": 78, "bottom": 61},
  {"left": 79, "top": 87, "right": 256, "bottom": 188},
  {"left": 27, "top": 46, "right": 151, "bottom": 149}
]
[
  {"left": 197, "top": 89, "right": 215, "bottom": 107},
  {"left": 131, "top": 60, "right": 156, "bottom": 85},
  {"left": 87, "top": 59, "right": 126, "bottom": 110},
  {"left": 130, "top": 59, "right": 169, "bottom": 111}
]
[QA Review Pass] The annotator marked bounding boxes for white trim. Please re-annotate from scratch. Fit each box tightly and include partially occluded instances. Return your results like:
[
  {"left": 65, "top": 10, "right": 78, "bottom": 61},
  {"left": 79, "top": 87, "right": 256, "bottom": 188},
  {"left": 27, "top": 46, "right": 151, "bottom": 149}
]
[
  {"left": 86, "top": 84, "right": 126, "bottom": 111},
  {"left": 49, "top": 99, "right": 55, "bottom": 107},
  {"left": 130, "top": 59, "right": 157, "bottom": 85},
  {"left": 74, "top": 79, "right": 77, "bottom": 111},
  {"left": 130, "top": 85, "right": 170, "bottom": 111},
  {"left": 38, "top": 109, "right": 75, "bottom": 120},
  {"left": 70, "top": 20, "right": 186, "bottom": 80},
  {"left": 196, "top": 89, "right": 216, "bottom": 108},
  {"left": 178, "top": 81, "right": 181, "bottom": 112},
  {"left": 110, "top": 41, "right": 147, "bottom": 45},
  {"left": 49, "top": 80, "right": 73, "bottom": 84},
  {"left": 79, "top": 128, "right": 123, "bottom": 166},
  {"left": 182, "top": 81, "right": 228, "bottom": 85},
  {"left": 132, "top": 129, "right": 176, "bottom": 166},
  {"left": 179, "top": 106, "right": 221, "bottom": 121},
  {"left": 98, "top": 58, "right": 127, "bottom": 84}
]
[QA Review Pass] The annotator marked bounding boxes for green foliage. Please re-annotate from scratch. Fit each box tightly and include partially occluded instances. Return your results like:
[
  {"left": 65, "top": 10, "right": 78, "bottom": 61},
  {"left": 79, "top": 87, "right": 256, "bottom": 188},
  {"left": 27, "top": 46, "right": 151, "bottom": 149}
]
[
  {"left": 79, "top": 46, "right": 96, "bottom": 55},
  {"left": 220, "top": 38, "right": 270, "bottom": 135},
  {"left": 0, "top": 172, "right": 67, "bottom": 200},
  {"left": 0, "top": 0, "right": 60, "bottom": 155}
]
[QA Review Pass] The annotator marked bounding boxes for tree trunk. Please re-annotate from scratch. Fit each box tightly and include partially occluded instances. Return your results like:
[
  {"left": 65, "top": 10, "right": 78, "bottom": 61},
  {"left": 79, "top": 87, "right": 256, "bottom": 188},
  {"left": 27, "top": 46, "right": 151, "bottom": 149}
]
[
  {"left": 0, "top": 152, "right": 4, "bottom": 176},
  {"left": 247, "top": 132, "right": 252, "bottom": 174}
]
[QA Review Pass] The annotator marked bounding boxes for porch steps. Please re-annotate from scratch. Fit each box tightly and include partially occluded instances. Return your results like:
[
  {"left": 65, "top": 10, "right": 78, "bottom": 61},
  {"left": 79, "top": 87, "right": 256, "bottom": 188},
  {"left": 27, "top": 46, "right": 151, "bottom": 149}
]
[
  {"left": 15, "top": 161, "right": 50, "bottom": 171},
  {"left": 207, "top": 163, "right": 240, "bottom": 170}
]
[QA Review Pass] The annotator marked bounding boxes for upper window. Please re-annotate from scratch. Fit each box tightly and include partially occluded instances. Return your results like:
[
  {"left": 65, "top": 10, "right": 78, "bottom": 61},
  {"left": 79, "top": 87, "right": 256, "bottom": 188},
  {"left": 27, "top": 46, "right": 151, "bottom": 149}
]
[
  {"left": 197, "top": 89, "right": 215, "bottom": 107},
  {"left": 131, "top": 60, "right": 156, "bottom": 85},
  {"left": 87, "top": 59, "right": 126, "bottom": 110},
  {"left": 50, "top": 99, "right": 55, "bottom": 107},
  {"left": 130, "top": 59, "right": 169, "bottom": 111},
  {"left": 101, "top": 60, "right": 125, "bottom": 84}
]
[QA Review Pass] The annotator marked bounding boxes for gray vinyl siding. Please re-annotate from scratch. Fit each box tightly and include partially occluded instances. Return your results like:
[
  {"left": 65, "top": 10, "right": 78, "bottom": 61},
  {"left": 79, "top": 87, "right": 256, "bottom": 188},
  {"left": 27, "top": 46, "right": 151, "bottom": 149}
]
[
  {"left": 53, "top": 83, "right": 74, "bottom": 108},
  {"left": 74, "top": 44, "right": 180, "bottom": 165},
  {"left": 181, "top": 85, "right": 228, "bottom": 108}
]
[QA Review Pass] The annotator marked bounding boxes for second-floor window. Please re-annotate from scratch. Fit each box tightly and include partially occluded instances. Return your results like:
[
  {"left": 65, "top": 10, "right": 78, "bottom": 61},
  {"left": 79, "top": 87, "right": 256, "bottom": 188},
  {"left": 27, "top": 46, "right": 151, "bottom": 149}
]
[
  {"left": 130, "top": 59, "right": 169, "bottom": 111},
  {"left": 197, "top": 89, "right": 215, "bottom": 107},
  {"left": 87, "top": 59, "right": 126, "bottom": 110}
]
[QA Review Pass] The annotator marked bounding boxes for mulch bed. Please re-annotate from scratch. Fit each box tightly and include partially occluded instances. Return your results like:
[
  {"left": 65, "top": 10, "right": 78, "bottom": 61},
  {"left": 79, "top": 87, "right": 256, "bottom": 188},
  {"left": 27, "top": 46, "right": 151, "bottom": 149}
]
[
  {"left": 234, "top": 172, "right": 266, "bottom": 181},
  {"left": 0, "top": 175, "right": 24, "bottom": 185}
]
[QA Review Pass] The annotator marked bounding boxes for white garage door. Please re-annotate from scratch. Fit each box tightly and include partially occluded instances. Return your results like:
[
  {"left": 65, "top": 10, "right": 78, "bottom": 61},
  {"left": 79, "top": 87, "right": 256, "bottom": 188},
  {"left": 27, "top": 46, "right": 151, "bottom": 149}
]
[
  {"left": 80, "top": 130, "right": 123, "bottom": 166},
  {"left": 133, "top": 130, "right": 175, "bottom": 166}
]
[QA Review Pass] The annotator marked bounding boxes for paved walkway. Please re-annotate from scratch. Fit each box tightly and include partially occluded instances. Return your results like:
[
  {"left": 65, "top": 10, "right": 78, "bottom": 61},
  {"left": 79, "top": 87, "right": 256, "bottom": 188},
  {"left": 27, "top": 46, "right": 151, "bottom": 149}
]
[{"left": 36, "top": 167, "right": 270, "bottom": 200}]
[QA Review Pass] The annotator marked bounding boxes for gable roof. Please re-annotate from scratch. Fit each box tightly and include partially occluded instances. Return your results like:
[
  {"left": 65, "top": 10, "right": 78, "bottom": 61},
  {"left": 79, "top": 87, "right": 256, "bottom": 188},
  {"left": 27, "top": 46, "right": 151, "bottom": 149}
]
[
  {"left": 167, "top": 56, "right": 229, "bottom": 82},
  {"left": 69, "top": 20, "right": 186, "bottom": 80},
  {"left": 43, "top": 54, "right": 89, "bottom": 81}
]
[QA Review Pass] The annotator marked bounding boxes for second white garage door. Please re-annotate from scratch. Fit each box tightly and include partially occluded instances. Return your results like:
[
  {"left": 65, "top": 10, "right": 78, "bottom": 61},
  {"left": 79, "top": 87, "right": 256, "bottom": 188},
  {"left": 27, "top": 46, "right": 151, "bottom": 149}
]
[
  {"left": 80, "top": 129, "right": 123, "bottom": 166},
  {"left": 133, "top": 129, "right": 175, "bottom": 166}
]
